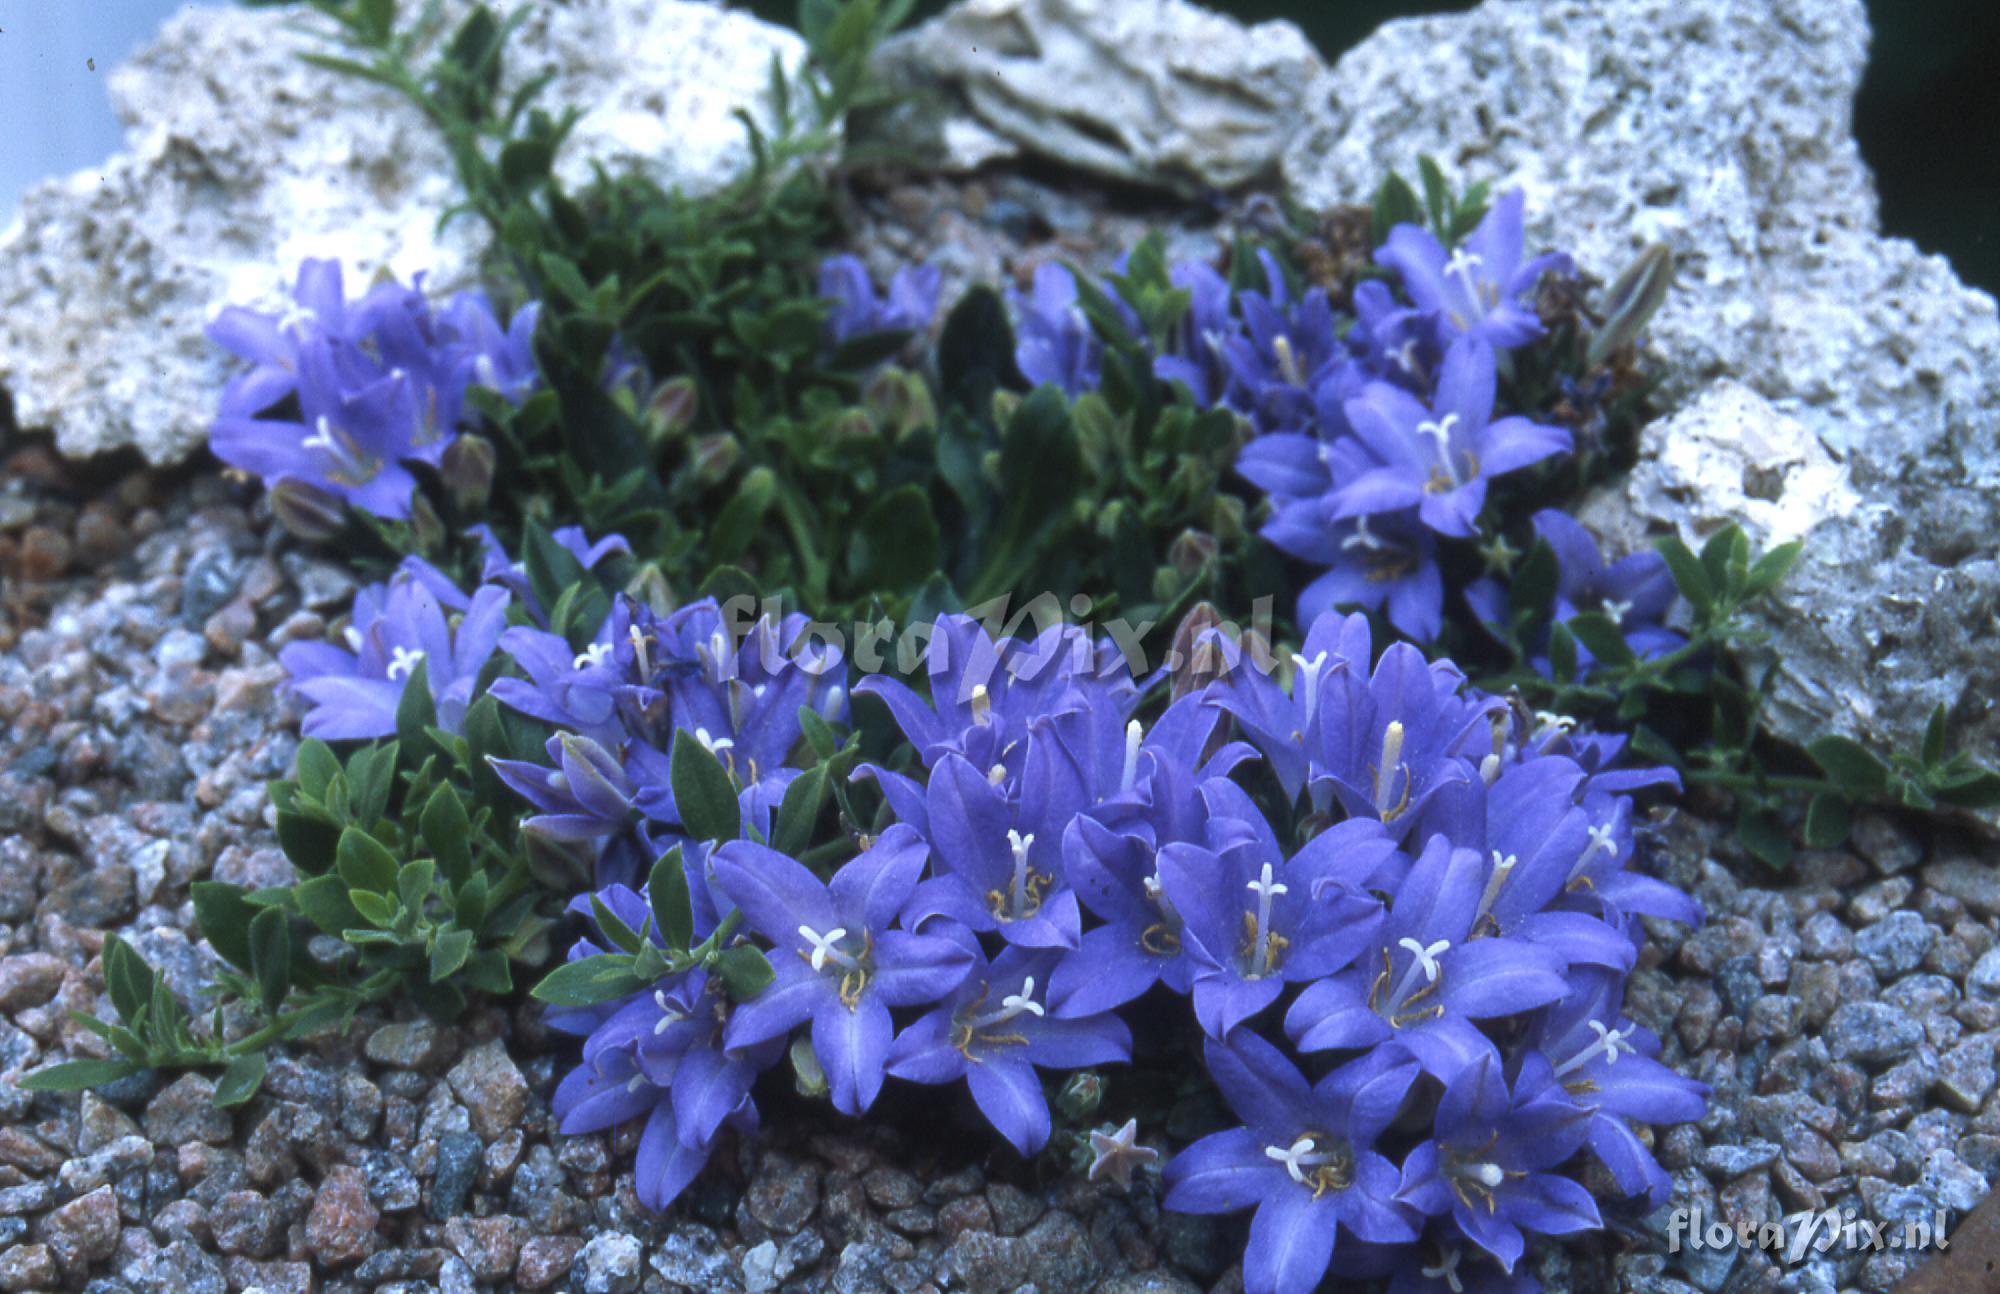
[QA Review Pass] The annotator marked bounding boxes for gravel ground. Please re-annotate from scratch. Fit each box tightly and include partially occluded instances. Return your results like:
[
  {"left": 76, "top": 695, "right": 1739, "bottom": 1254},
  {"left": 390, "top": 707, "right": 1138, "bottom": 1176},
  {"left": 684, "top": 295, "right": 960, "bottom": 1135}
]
[{"left": 1, "top": 170, "right": 1995, "bottom": 1292}]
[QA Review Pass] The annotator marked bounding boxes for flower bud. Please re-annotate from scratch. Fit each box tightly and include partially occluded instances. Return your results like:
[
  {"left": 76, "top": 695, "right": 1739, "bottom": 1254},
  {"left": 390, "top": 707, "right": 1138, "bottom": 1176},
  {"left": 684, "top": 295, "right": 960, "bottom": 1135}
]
[
  {"left": 557, "top": 732, "right": 635, "bottom": 822},
  {"left": 1210, "top": 494, "right": 1247, "bottom": 547},
  {"left": 691, "top": 433, "right": 740, "bottom": 486},
  {"left": 1056, "top": 1071, "right": 1104, "bottom": 1123},
  {"left": 1587, "top": 242, "right": 1673, "bottom": 369},
  {"left": 647, "top": 376, "right": 700, "bottom": 444},
  {"left": 862, "top": 367, "right": 937, "bottom": 443},
  {"left": 829, "top": 407, "right": 878, "bottom": 446},
  {"left": 1169, "top": 601, "right": 1226, "bottom": 701},
  {"left": 440, "top": 434, "right": 497, "bottom": 513},
  {"left": 625, "top": 563, "right": 676, "bottom": 617},
  {"left": 1167, "top": 528, "right": 1218, "bottom": 580},
  {"left": 990, "top": 389, "right": 1021, "bottom": 430},
  {"left": 519, "top": 819, "right": 594, "bottom": 891},
  {"left": 408, "top": 493, "right": 447, "bottom": 554},
  {"left": 267, "top": 478, "right": 348, "bottom": 542},
  {"left": 1071, "top": 392, "right": 1118, "bottom": 476},
  {"left": 1094, "top": 499, "right": 1127, "bottom": 543},
  {"left": 790, "top": 1034, "right": 829, "bottom": 1099}
]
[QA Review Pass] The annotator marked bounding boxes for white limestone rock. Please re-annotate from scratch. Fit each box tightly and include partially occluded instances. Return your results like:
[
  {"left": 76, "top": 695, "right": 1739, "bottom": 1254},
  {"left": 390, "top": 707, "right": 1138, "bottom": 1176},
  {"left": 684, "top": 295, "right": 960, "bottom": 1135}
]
[
  {"left": 0, "top": 0, "right": 807, "bottom": 466},
  {"left": 1285, "top": 0, "right": 2000, "bottom": 765},
  {"left": 879, "top": 0, "right": 1322, "bottom": 192}
]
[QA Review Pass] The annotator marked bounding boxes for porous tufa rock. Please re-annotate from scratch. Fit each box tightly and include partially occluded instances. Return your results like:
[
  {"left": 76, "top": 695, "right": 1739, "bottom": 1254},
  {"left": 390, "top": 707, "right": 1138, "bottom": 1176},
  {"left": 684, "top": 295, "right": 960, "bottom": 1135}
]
[
  {"left": 878, "top": 0, "right": 1322, "bottom": 192},
  {"left": 1285, "top": 0, "right": 2000, "bottom": 771},
  {"left": 0, "top": 0, "right": 807, "bottom": 467}
]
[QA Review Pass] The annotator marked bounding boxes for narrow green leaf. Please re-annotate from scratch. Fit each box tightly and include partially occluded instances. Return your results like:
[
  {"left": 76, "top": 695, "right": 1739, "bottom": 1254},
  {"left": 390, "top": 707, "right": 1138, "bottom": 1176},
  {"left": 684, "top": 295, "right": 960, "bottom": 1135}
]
[
  {"left": 397, "top": 859, "right": 438, "bottom": 916},
  {"left": 103, "top": 936, "right": 155, "bottom": 1025},
  {"left": 1548, "top": 622, "right": 1579, "bottom": 684},
  {"left": 671, "top": 733, "right": 740, "bottom": 843},
  {"left": 530, "top": 954, "right": 645, "bottom": 1007},
  {"left": 1742, "top": 541, "right": 1802, "bottom": 599},
  {"left": 394, "top": 658, "right": 436, "bottom": 762},
  {"left": 337, "top": 827, "right": 400, "bottom": 894},
  {"left": 1735, "top": 806, "right": 1793, "bottom": 870},
  {"left": 294, "top": 874, "right": 363, "bottom": 936},
  {"left": 295, "top": 740, "right": 342, "bottom": 799},
  {"left": 429, "top": 928, "right": 475, "bottom": 983},
  {"left": 1654, "top": 536, "right": 1714, "bottom": 616},
  {"left": 214, "top": 1053, "right": 268, "bottom": 1107},
  {"left": 420, "top": 786, "right": 474, "bottom": 887},
  {"left": 18, "top": 1059, "right": 144, "bottom": 1091},
  {"left": 192, "top": 881, "right": 257, "bottom": 973},
  {"left": 1923, "top": 704, "right": 1949, "bottom": 769},
  {"left": 772, "top": 764, "right": 830, "bottom": 857},
  {"left": 1803, "top": 793, "right": 1851, "bottom": 849},
  {"left": 590, "top": 894, "right": 646, "bottom": 955},
  {"left": 648, "top": 847, "right": 694, "bottom": 953},
  {"left": 248, "top": 908, "right": 291, "bottom": 1016},
  {"left": 1564, "top": 612, "right": 1637, "bottom": 668}
]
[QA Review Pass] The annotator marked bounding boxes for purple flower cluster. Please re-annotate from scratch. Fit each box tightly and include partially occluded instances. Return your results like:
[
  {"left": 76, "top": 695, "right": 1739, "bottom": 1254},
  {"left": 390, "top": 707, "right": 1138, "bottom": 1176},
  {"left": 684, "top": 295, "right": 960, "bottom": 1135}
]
[
  {"left": 1013, "top": 192, "right": 1590, "bottom": 644},
  {"left": 1467, "top": 509, "right": 1686, "bottom": 677},
  {"left": 819, "top": 255, "right": 942, "bottom": 347},
  {"left": 526, "top": 603, "right": 1702, "bottom": 1294},
  {"left": 207, "top": 258, "right": 538, "bottom": 521}
]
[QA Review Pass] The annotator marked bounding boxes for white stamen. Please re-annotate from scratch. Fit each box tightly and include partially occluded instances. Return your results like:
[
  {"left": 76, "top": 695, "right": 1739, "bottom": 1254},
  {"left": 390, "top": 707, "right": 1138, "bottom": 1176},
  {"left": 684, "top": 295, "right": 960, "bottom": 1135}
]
[
  {"left": 797, "top": 924, "right": 851, "bottom": 973},
  {"left": 1445, "top": 247, "right": 1485, "bottom": 286},
  {"left": 1476, "top": 851, "right": 1517, "bottom": 921},
  {"left": 574, "top": 641, "right": 612, "bottom": 669},
  {"left": 695, "top": 727, "right": 735, "bottom": 756},
  {"left": 1374, "top": 722, "right": 1407, "bottom": 815},
  {"left": 1290, "top": 651, "right": 1329, "bottom": 718},
  {"left": 969, "top": 683, "right": 993, "bottom": 726},
  {"left": 1007, "top": 829, "right": 1035, "bottom": 917},
  {"left": 626, "top": 1072, "right": 648, "bottom": 1093},
  {"left": 1557, "top": 1019, "right": 1636, "bottom": 1077},
  {"left": 628, "top": 626, "right": 651, "bottom": 678},
  {"left": 1265, "top": 1136, "right": 1316, "bottom": 1184},
  {"left": 1342, "top": 514, "right": 1387, "bottom": 552},
  {"left": 1119, "top": 719, "right": 1145, "bottom": 794},
  {"left": 1479, "top": 753, "right": 1502, "bottom": 785},
  {"left": 1417, "top": 413, "right": 1463, "bottom": 485},
  {"left": 1247, "top": 862, "right": 1289, "bottom": 976},
  {"left": 653, "top": 988, "right": 687, "bottom": 1034},
  {"left": 386, "top": 646, "right": 425, "bottom": 681},
  {"left": 1602, "top": 598, "right": 1633, "bottom": 626},
  {"left": 1422, "top": 1246, "right": 1465, "bottom": 1294},
  {"left": 999, "top": 976, "right": 1045, "bottom": 1019},
  {"left": 1467, "top": 1161, "right": 1505, "bottom": 1188},
  {"left": 1272, "top": 334, "right": 1305, "bottom": 387},
  {"left": 988, "top": 763, "right": 1009, "bottom": 786},
  {"left": 1399, "top": 937, "right": 1450, "bottom": 984}
]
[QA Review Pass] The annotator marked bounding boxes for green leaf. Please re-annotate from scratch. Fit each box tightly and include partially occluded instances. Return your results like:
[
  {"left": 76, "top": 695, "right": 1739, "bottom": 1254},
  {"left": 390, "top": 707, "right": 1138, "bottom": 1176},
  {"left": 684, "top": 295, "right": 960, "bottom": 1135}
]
[
  {"left": 461, "top": 948, "right": 512, "bottom": 995},
  {"left": 274, "top": 809, "right": 342, "bottom": 877},
  {"left": 348, "top": 888, "right": 399, "bottom": 929},
  {"left": 499, "top": 136, "right": 555, "bottom": 192},
  {"left": 248, "top": 907, "right": 291, "bottom": 1016},
  {"left": 590, "top": 894, "right": 646, "bottom": 955},
  {"left": 192, "top": 882, "right": 257, "bottom": 974},
  {"left": 671, "top": 733, "right": 740, "bottom": 843},
  {"left": 213, "top": 1053, "right": 268, "bottom": 1108},
  {"left": 397, "top": 859, "right": 438, "bottom": 916},
  {"left": 337, "top": 827, "right": 400, "bottom": 894},
  {"left": 346, "top": 743, "right": 399, "bottom": 826},
  {"left": 295, "top": 740, "right": 342, "bottom": 799},
  {"left": 394, "top": 658, "right": 436, "bottom": 760},
  {"left": 1416, "top": 155, "right": 1450, "bottom": 237},
  {"left": 848, "top": 485, "right": 942, "bottom": 594},
  {"left": 1370, "top": 170, "right": 1423, "bottom": 248},
  {"left": 1805, "top": 734, "right": 1890, "bottom": 798},
  {"left": 1564, "top": 613, "right": 1637, "bottom": 668},
  {"left": 530, "top": 954, "right": 646, "bottom": 1007},
  {"left": 420, "top": 786, "right": 474, "bottom": 887},
  {"left": 1934, "top": 768, "right": 2000, "bottom": 810},
  {"left": 1923, "top": 704, "right": 1949, "bottom": 769},
  {"left": 713, "top": 945, "right": 776, "bottom": 999},
  {"left": 648, "top": 848, "right": 694, "bottom": 952},
  {"left": 772, "top": 763, "right": 830, "bottom": 857},
  {"left": 294, "top": 874, "right": 363, "bottom": 936},
  {"left": 1735, "top": 806, "right": 1793, "bottom": 870},
  {"left": 1548, "top": 622, "right": 1579, "bottom": 684},
  {"left": 798, "top": 707, "right": 840, "bottom": 763},
  {"left": 103, "top": 937, "right": 155, "bottom": 1025},
  {"left": 1654, "top": 536, "right": 1714, "bottom": 616},
  {"left": 429, "top": 928, "right": 475, "bottom": 983},
  {"left": 1803, "top": 793, "right": 1852, "bottom": 849},
  {"left": 18, "top": 1059, "right": 144, "bottom": 1092},
  {"left": 1742, "top": 541, "right": 1802, "bottom": 599}
]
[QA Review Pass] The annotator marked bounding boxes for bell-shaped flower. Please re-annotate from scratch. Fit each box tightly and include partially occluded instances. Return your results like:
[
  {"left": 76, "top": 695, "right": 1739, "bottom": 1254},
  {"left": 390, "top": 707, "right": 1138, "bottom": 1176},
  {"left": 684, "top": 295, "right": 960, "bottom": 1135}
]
[
  {"left": 1528, "top": 967, "right": 1707, "bottom": 1208},
  {"left": 1163, "top": 1031, "right": 1420, "bottom": 1294},
  {"left": 489, "top": 732, "right": 637, "bottom": 842},
  {"left": 1394, "top": 1049, "right": 1600, "bottom": 1273},
  {"left": 1216, "top": 251, "right": 1345, "bottom": 435},
  {"left": 820, "top": 254, "right": 940, "bottom": 344},
  {"left": 279, "top": 570, "right": 509, "bottom": 740},
  {"left": 885, "top": 943, "right": 1130, "bottom": 1155},
  {"left": 1159, "top": 783, "right": 1396, "bottom": 1038},
  {"left": 713, "top": 825, "right": 974, "bottom": 1115},
  {"left": 1376, "top": 189, "right": 1570, "bottom": 353},
  {"left": 1285, "top": 835, "right": 1570, "bottom": 1078},
  {"left": 1335, "top": 338, "right": 1571, "bottom": 539}
]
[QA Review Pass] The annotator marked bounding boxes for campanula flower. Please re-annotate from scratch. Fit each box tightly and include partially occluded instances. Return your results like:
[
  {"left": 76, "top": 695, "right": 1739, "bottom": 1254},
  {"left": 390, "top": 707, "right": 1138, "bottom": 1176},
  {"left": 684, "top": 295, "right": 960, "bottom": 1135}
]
[
  {"left": 1285, "top": 835, "right": 1570, "bottom": 1079},
  {"left": 1163, "top": 1031, "right": 1420, "bottom": 1294},
  {"left": 713, "top": 826, "right": 974, "bottom": 1115},
  {"left": 1012, "top": 263, "right": 1111, "bottom": 396},
  {"left": 885, "top": 942, "right": 1130, "bottom": 1155},
  {"left": 1376, "top": 189, "right": 1570, "bottom": 352},
  {"left": 489, "top": 732, "right": 637, "bottom": 842},
  {"left": 1394, "top": 1048, "right": 1600, "bottom": 1273},
  {"left": 820, "top": 255, "right": 941, "bottom": 344},
  {"left": 279, "top": 569, "right": 509, "bottom": 740},
  {"left": 1466, "top": 510, "right": 1684, "bottom": 677},
  {"left": 1153, "top": 259, "right": 1238, "bottom": 405},
  {"left": 1336, "top": 338, "right": 1571, "bottom": 539},
  {"left": 1216, "top": 250, "right": 1344, "bottom": 435},
  {"left": 1529, "top": 968, "right": 1707, "bottom": 1207}
]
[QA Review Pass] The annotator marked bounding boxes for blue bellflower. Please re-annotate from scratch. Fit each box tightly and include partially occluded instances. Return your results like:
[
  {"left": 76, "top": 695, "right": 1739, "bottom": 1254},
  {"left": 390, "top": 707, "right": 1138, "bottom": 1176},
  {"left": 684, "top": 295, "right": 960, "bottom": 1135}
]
[
  {"left": 819, "top": 255, "right": 941, "bottom": 345},
  {"left": 713, "top": 826, "right": 974, "bottom": 1115},
  {"left": 1376, "top": 189, "right": 1571, "bottom": 353},
  {"left": 1163, "top": 1031, "right": 1420, "bottom": 1294},
  {"left": 885, "top": 942, "right": 1130, "bottom": 1155}
]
